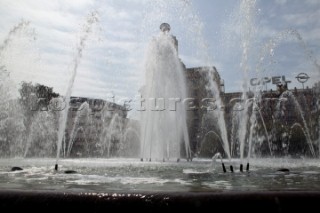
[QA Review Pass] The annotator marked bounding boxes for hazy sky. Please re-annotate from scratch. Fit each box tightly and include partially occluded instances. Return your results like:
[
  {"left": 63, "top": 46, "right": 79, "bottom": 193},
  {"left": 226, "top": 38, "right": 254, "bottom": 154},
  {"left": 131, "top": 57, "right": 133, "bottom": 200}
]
[{"left": 0, "top": 0, "right": 319, "bottom": 118}]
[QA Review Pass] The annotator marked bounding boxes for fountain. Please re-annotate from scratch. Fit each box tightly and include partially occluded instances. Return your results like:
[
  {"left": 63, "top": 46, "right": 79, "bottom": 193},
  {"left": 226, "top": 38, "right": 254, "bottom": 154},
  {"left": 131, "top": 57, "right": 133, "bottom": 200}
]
[
  {"left": 140, "top": 23, "right": 191, "bottom": 162},
  {"left": 0, "top": 0, "right": 320, "bottom": 211},
  {"left": 66, "top": 102, "right": 91, "bottom": 157},
  {"left": 55, "top": 12, "right": 99, "bottom": 170}
]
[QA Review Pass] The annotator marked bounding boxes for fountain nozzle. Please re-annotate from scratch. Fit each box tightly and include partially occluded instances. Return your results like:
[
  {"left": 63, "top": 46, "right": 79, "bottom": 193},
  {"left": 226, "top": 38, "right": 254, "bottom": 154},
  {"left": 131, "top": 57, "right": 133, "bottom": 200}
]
[
  {"left": 246, "top": 163, "right": 250, "bottom": 172},
  {"left": 54, "top": 164, "right": 58, "bottom": 171},
  {"left": 222, "top": 163, "right": 226, "bottom": 173},
  {"left": 230, "top": 165, "right": 234, "bottom": 173},
  {"left": 213, "top": 153, "right": 226, "bottom": 173},
  {"left": 240, "top": 164, "right": 243, "bottom": 172}
]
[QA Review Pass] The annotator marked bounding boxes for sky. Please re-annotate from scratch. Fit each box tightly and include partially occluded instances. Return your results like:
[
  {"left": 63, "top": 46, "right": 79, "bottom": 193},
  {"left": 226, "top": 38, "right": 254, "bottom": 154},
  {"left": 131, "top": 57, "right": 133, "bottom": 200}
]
[{"left": 0, "top": 0, "right": 319, "bottom": 118}]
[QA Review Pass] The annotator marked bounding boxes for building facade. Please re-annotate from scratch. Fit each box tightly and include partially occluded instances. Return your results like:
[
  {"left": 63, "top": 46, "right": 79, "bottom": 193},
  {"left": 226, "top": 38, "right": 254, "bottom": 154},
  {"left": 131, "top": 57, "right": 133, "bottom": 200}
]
[
  {"left": 65, "top": 96, "right": 131, "bottom": 157},
  {"left": 185, "top": 66, "right": 320, "bottom": 158}
]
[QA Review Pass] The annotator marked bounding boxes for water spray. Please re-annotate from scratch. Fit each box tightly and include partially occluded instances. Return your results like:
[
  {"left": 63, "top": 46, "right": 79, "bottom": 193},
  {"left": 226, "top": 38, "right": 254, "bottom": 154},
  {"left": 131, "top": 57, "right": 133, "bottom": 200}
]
[
  {"left": 141, "top": 23, "right": 191, "bottom": 161},
  {"left": 55, "top": 11, "right": 99, "bottom": 171},
  {"left": 0, "top": 20, "right": 30, "bottom": 55},
  {"left": 213, "top": 153, "right": 226, "bottom": 173}
]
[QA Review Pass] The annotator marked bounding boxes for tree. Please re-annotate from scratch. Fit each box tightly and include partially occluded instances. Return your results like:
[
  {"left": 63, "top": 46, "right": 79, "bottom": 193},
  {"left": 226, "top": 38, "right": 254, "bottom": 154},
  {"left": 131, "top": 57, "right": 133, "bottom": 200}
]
[
  {"left": 18, "top": 82, "right": 60, "bottom": 157},
  {"left": 19, "top": 82, "right": 59, "bottom": 112}
]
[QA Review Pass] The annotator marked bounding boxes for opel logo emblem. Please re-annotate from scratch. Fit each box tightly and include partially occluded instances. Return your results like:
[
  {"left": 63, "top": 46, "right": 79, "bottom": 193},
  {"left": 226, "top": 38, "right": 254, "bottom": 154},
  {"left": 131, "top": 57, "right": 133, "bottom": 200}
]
[{"left": 295, "top": 73, "right": 309, "bottom": 83}]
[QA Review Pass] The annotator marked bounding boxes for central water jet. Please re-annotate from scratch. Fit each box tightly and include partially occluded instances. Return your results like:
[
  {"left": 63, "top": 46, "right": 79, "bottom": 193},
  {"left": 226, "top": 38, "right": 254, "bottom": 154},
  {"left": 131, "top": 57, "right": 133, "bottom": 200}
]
[{"left": 140, "top": 23, "right": 191, "bottom": 161}]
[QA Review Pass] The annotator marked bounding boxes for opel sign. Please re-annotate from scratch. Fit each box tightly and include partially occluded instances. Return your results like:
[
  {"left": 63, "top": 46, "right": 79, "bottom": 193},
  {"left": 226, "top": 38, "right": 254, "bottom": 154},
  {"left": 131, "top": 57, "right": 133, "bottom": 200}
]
[
  {"left": 250, "top": 76, "right": 291, "bottom": 86},
  {"left": 295, "top": 73, "right": 309, "bottom": 83},
  {"left": 296, "top": 73, "right": 309, "bottom": 89}
]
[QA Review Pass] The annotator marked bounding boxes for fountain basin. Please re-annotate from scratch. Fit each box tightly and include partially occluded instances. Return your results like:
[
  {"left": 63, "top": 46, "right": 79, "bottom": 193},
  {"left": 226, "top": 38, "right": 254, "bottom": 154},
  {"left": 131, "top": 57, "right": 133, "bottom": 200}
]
[
  {"left": 1, "top": 158, "right": 320, "bottom": 211},
  {"left": 1, "top": 158, "right": 320, "bottom": 192}
]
